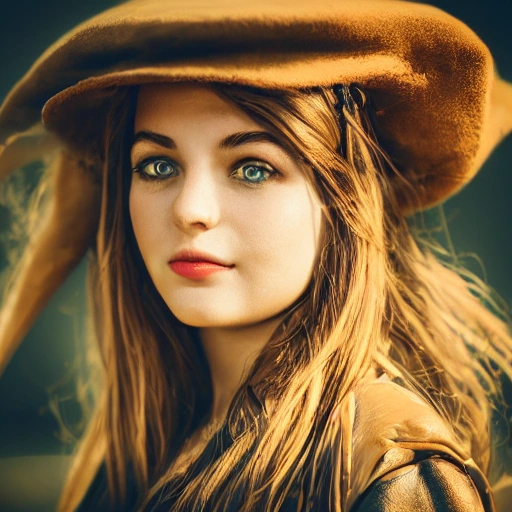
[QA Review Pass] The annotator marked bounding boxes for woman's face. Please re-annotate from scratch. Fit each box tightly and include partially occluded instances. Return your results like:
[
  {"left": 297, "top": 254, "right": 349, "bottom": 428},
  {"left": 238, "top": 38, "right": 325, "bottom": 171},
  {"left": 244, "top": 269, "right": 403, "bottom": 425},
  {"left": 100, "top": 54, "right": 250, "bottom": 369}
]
[{"left": 129, "top": 83, "right": 324, "bottom": 328}]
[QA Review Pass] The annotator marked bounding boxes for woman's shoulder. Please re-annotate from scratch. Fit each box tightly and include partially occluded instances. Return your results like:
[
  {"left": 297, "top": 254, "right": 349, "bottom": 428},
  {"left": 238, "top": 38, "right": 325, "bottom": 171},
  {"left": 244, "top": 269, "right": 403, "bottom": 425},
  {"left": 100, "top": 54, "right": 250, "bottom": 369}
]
[
  {"left": 337, "top": 374, "right": 495, "bottom": 511},
  {"left": 351, "top": 456, "right": 489, "bottom": 511}
]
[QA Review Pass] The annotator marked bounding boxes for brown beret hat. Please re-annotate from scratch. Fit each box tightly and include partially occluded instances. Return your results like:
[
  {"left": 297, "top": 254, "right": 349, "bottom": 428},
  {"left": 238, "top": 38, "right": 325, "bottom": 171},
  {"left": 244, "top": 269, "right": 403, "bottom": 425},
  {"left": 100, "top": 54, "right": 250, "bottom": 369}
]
[{"left": 0, "top": 0, "right": 512, "bottom": 210}]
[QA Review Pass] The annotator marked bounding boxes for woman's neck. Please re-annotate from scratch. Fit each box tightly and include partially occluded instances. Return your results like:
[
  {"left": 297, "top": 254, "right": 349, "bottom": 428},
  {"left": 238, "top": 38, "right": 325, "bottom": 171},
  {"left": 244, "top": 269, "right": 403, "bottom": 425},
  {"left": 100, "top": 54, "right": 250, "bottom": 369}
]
[{"left": 198, "top": 315, "right": 282, "bottom": 423}]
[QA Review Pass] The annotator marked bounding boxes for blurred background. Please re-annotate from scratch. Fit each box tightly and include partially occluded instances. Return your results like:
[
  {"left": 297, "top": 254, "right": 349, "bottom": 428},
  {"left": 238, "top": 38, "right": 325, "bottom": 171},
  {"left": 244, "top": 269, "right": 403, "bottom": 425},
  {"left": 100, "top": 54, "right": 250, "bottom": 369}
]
[{"left": 0, "top": 0, "right": 511, "bottom": 510}]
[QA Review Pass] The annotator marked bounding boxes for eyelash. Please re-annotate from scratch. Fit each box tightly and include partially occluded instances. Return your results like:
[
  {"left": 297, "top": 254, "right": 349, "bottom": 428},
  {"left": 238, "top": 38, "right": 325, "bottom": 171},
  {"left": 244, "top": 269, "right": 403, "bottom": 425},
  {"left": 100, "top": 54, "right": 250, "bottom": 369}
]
[{"left": 132, "top": 156, "right": 278, "bottom": 184}]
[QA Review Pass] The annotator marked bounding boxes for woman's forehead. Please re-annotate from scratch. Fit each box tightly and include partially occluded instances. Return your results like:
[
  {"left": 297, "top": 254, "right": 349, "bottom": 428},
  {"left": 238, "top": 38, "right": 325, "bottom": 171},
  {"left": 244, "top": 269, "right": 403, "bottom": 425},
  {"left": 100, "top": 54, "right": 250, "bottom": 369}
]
[{"left": 134, "top": 83, "right": 262, "bottom": 131}]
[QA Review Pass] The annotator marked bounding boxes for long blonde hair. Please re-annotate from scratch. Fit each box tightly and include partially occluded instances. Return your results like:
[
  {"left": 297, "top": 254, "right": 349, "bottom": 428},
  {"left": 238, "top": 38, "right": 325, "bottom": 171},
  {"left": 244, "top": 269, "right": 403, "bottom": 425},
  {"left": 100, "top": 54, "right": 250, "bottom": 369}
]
[{"left": 48, "top": 83, "right": 511, "bottom": 511}]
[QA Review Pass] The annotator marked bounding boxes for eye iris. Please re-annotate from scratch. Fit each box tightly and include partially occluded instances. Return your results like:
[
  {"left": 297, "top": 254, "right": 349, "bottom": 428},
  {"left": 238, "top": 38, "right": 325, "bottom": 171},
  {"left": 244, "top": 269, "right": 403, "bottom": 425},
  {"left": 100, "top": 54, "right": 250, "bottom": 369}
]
[
  {"left": 243, "top": 165, "right": 265, "bottom": 182},
  {"left": 154, "top": 161, "right": 173, "bottom": 176}
]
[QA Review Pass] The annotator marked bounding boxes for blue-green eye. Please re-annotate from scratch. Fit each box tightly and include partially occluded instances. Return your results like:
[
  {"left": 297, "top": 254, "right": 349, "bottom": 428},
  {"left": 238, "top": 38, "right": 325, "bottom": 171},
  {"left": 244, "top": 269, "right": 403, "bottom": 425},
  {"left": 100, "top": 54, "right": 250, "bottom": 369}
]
[
  {"left": 133, "top": 158, "right": 179, "bottom": 180},
  {"left": 232, "top": 161, "right": 275, "bottom": 184}
]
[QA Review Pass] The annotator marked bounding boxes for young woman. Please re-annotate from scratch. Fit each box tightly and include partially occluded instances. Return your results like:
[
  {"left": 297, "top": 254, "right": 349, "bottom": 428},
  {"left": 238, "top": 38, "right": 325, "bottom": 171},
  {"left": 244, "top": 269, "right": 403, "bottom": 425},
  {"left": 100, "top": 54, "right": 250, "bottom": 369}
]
[{"left": 0, "top": 0, "right": 511, "bottom": 510}]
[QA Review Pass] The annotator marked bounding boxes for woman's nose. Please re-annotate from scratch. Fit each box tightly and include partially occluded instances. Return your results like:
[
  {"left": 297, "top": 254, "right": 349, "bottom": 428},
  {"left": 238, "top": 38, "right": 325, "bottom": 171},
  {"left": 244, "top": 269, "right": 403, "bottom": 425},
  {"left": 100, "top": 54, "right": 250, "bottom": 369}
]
[{"left": 171, "top": 170, "right": 220, "bottom": 232}]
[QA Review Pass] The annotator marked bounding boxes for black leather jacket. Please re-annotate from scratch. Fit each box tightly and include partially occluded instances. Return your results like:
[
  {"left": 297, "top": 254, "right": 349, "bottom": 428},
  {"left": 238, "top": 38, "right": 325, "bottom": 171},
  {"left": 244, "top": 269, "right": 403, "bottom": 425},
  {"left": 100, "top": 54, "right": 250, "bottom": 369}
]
[{"left": 78, "top": 376, "right": 495, "bottom": 511}]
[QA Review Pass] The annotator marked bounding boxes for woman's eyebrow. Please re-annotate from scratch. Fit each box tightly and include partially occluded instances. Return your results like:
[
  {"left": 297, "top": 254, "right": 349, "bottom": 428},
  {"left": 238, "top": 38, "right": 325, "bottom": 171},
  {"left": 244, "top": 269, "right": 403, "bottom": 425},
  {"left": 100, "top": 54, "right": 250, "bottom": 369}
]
[
  {"left": 218, "top": 131, "right": 289, "bottom": 151},
  {"left": 132, "top": 130, "right": 176, "bottom": 149},
  {"left": 131, "top": 130, "right": 290, "bottom": 152}
]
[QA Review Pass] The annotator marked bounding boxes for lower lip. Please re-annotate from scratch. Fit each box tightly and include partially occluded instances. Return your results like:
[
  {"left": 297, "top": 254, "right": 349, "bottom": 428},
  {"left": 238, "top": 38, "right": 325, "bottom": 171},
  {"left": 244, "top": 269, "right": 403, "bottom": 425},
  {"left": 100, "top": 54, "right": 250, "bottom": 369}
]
[{"left": 169, "top": 261, "right": 232, "bottom": 280}]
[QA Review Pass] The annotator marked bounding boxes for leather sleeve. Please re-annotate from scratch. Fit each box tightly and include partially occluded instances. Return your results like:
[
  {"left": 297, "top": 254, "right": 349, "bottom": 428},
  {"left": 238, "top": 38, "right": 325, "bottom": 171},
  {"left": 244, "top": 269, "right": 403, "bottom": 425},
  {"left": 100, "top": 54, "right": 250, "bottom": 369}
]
[{"left": 352, "top": 457, "right": 487, "bottom": 512}]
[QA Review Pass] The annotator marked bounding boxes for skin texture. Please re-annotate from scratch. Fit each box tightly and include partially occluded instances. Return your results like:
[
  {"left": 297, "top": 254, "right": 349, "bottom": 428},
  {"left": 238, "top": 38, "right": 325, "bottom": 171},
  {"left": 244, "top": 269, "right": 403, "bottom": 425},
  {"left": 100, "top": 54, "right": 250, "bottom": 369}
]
[{"left": 129, "top": 83, "right": 324, "bottom": 419}]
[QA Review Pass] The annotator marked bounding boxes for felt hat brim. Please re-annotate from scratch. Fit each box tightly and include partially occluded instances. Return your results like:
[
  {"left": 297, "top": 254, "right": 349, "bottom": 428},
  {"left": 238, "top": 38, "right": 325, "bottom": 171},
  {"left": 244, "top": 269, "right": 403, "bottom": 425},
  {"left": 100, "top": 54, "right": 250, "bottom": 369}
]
[{"left": 0, "top": 0, "right": 511, "bottom": 210}]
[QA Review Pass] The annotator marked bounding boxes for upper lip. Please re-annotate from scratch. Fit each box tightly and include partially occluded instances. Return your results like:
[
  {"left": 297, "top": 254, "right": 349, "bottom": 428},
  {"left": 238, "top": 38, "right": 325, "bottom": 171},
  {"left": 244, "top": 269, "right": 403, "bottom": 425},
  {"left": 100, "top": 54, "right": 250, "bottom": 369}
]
[{"left": 169, "top": 249, "right": 234, "bottom": 267}]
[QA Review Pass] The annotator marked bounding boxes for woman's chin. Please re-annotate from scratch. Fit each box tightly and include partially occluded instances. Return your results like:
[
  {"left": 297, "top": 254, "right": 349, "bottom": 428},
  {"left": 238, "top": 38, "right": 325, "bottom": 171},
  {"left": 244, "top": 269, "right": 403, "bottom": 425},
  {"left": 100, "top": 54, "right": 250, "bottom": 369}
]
[
  {"left": 169, "top": 306, "right": 244, "bottom": 329},
  {"left": 169, "top": 305, "right": 280, "bottom": 330}
]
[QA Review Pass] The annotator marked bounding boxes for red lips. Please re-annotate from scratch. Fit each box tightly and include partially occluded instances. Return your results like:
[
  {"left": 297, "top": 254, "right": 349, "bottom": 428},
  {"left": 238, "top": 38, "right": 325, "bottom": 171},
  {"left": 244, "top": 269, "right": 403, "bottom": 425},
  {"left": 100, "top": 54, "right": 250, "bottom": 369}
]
[{"left": 169, "top": 250, "right": 234, "bottom": 280}]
